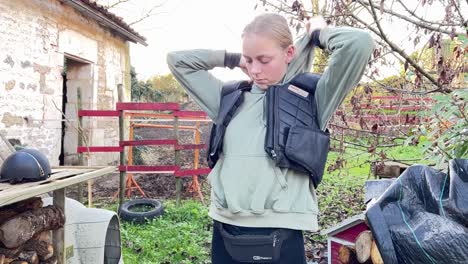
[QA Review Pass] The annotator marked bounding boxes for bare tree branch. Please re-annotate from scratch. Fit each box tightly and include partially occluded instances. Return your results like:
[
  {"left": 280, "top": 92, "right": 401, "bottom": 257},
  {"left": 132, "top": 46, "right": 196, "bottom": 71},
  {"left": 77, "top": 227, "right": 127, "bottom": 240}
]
[
  {"left": 396, "top": 0, "right": 463, "bottom": 27},
  {"left": 350, "top": 5, "right": 445, "bottom": 92},
  {"left": 50, "top": 99, "right": 92, "bottom": 157},
  {"left": 107, "top": 0, "right": 131, "bottom": 9},
  {"left": 356, "top": 0, "right": 465, "bottom": 35},
  {"left": 364, "top": 73, "right": 443, "bottom": 94},
  {"left": 259, "top": 0, "right": 348, "bottom": 20},
  {"left": 449, "top": 0, "right": 467, "bottom": 25},
  {"left": 263, "top": 0, "right": 465, "bottom": 168},
  {"left": 128, "top": 2, "right": 166, "bottom": 26},
  {"left": 330, "top": 136, "right": 404, "bottom": 148},
  {"left": 100, "top": 0, "right": 167, "bottom": 26}
]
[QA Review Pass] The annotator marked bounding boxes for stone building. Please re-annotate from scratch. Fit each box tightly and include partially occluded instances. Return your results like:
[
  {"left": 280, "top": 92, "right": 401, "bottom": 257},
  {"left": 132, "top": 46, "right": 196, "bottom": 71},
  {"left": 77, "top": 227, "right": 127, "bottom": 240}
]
[{"left": 0, "top": 0, "right": 146, "bottom": 166}]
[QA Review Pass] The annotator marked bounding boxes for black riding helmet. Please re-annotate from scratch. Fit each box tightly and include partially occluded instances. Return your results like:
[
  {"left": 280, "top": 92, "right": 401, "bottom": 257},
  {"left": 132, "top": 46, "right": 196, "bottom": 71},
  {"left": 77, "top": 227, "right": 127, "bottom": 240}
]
[{"left": 0, "top": 149, "right": 51, "bottom": 184}]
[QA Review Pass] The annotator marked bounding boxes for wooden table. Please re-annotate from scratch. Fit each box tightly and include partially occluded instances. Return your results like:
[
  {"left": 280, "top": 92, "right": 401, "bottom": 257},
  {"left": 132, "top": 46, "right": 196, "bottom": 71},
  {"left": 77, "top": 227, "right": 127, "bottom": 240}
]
[{"left": 0, "top": 166, "right": 116, "bottom": 264}]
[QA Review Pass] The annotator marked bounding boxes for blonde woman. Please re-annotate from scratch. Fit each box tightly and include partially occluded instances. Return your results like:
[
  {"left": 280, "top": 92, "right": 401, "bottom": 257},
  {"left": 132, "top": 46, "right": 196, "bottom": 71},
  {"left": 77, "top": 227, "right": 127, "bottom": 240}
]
[{"left": 168, "top": 13, "right": 374, "bottom": 264}]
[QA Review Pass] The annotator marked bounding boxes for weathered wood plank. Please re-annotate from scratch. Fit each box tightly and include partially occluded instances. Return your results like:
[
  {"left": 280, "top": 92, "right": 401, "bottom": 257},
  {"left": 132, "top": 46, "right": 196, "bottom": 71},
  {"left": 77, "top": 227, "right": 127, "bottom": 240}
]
[
  {"left": 0, "top": 167, "right": 115, "bottom": 207},
  {"left": 0, "top": 169, "right": 93, "bottom": 193}
]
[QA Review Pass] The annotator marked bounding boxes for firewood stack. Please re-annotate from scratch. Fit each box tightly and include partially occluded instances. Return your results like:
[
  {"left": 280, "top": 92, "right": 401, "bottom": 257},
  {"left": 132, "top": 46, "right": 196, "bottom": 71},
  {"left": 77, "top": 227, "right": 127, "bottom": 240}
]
[
  {"left": 0, "top": 198, "right": 65, "bottom": 264},
  {"left": 338, "top": 230, "right": 384, "bottom": 264}
]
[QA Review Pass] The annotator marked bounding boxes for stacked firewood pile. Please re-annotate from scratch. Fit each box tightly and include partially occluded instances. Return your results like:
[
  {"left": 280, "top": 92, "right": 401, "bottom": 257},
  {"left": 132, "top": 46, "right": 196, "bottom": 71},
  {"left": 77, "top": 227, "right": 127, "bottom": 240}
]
[
  {"left": 0, "top": 198, "right": 65, "bottom": 264},
  {"left": 339, "top": 230, "right": 384, "bottom": 264}
]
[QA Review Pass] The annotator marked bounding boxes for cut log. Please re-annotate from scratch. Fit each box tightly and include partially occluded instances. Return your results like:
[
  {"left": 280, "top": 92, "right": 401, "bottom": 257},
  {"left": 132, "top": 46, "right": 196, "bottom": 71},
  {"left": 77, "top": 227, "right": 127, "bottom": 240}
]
[
  {"left": 1, "top": 198, "right": 42, "bottom": 212},
  {"left": 39, "top": 256, "right": 57, "bottom": 264},
  {"left": 9, "top": 261, "right": 27, "bottom": 264},
  {"left": 0, "top": 198, "right": 43, "bottom": 224},
  {"left": 25, "top": 240, "right": 53, "bottom": 261},
  {"left": 3, "top": 257, "right": 14, "bottom": 264},
  {"left": 355, "top": 230, "right": 373, "bottom": 263},
  {"left": 18, "top": 251, "right": 38, "bottom": 264},
  {"left": 32, "top": 232, "right": 51, "bottom": 243},
  {"left": 0, "top": 234, "right": 52, "bottom": 259},
  {"left": 371, "top": 240, "right": 384, "bottom": 264},
  {"left": 0, "top": 206, "right": 64, "bottom": 249},
  {"left": 338, "top": 245, "right": 359, "bottom": 264},
  {"left": 0, "top": 212, "right": 18, "bottom": 226},
  {"left": 0, "top": 246, "right": 24, "bottom": 259}
]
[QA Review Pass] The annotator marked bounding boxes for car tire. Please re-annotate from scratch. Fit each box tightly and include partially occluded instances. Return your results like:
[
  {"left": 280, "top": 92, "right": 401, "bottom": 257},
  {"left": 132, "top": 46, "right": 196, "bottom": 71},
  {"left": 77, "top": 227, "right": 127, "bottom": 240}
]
[{"left": 118, "top": 199, "right": 164, "bottom": 223}]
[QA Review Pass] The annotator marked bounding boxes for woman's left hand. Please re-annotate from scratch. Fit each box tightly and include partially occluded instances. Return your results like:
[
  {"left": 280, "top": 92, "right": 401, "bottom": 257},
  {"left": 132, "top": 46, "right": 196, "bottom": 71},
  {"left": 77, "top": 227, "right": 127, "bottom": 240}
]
[
  {"left": 305, "top": 16, "right": 327, "bottom": 36},
  {"left": 239, "top": 56, "right": 252, "bottom": 80}
]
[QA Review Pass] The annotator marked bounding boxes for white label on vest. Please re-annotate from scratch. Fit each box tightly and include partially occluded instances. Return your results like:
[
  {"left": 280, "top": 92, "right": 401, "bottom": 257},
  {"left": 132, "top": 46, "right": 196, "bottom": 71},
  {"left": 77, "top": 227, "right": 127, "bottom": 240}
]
[{"left": 288, "top": 84, "right": 309, "bottom": 97}]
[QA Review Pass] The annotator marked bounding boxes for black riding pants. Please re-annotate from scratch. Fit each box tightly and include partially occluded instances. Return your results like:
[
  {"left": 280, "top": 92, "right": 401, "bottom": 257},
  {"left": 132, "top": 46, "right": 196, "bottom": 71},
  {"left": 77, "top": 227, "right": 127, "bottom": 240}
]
[{"left": 211, "top": 220, "right": 307, "bottom": 264}]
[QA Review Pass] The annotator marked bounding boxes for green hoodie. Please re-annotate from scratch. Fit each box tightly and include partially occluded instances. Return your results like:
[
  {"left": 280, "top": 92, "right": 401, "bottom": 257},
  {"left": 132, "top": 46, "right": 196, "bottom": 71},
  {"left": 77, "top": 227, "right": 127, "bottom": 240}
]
[{"left": 167, "top": 26, "right": 374, "bottom": 231}]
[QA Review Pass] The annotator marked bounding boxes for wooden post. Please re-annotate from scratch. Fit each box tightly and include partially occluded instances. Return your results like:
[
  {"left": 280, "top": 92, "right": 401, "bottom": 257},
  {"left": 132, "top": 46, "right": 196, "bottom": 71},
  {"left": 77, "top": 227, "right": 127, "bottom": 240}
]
[
  {"left": 174, "top": 116, "right": 181, "bottom": 206},
  {"left": 194, "top": 122, "right": 204, "bottom": 204},
  {"left": 87, "top": 179, "right": 93, "bottom": 208},
  {"left": 126, "top": 125, "right": 134, "bottom": 197},
  {"left": 53, "top": 188, "right": 65, "bottom": 264},
  {"left": 76, "top": 88, "right": 84, "bottom": 204},
  {"left": 194, "top": 122, "right": 200, "bottom": 171},
  {"left": 117, "top": 84, "right": 126, "bottom": 207}
]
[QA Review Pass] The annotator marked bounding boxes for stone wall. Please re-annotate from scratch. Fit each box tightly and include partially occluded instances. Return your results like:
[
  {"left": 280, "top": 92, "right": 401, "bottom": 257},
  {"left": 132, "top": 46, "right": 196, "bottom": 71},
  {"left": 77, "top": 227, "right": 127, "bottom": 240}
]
[{"left": 0, "top": 0, "right": 131, "bottom": 166}]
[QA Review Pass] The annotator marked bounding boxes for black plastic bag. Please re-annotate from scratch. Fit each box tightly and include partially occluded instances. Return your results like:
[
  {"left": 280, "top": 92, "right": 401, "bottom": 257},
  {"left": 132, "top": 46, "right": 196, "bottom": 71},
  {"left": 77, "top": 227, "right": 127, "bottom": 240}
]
[{"left": 366, "top": 159, "right": 468, "bottom": 264}]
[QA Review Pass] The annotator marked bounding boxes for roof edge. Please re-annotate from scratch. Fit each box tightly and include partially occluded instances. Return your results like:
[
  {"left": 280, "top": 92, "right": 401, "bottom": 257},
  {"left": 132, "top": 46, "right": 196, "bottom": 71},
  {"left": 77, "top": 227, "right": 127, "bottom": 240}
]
[{"left": 62, "top": 0, "right": 148, "bottom": 46}]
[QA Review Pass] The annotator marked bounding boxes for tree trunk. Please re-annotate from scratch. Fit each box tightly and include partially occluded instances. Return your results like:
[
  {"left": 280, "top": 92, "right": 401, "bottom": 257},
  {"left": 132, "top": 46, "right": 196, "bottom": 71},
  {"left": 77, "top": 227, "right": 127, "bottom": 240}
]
[
  {"left": 355, "top": 230, "right": 373, "bottom": 263},
  {"left": 0, "top": 206, "right": 64, "bottom": 249},
  {"left": 371, "top": 240, "right": 384, "bottom": 264}
]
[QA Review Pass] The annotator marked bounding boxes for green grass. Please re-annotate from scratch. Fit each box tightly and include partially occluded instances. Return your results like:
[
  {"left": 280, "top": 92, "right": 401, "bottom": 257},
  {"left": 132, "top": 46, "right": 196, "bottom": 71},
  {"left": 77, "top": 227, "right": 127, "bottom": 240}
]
[
  {"left": 108, "top": 200, "right": 212, "bottom": 264},
  {"left": 104, "top": 140, "right": 428, "bottom": 263}
]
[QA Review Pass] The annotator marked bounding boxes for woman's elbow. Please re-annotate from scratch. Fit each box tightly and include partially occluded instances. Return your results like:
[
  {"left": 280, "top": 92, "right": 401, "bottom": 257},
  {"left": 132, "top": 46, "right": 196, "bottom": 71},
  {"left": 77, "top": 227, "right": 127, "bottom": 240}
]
[
  {"left": 354, "top": 31, "right": 375, "bottom": 58},
  {"left": 166, "top": 52, "right": 178, "bottom": 69}
]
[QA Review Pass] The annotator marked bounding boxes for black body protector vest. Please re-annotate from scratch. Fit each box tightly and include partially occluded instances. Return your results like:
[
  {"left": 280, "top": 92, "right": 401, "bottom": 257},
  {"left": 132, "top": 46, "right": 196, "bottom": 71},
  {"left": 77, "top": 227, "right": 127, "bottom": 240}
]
[{"left": 208, "top": 73, "right": 330, "bottom": 188}]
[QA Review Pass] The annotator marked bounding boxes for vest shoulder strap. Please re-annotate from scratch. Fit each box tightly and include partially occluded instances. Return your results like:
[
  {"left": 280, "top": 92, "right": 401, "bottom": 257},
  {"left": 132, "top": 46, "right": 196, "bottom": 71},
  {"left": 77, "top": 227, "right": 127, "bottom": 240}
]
[
  {"left": 221, "top": 80, "right": 252, "bottom": 96},
  {"left": 290, "top": 73, "right": 321, "bottom": 94}
]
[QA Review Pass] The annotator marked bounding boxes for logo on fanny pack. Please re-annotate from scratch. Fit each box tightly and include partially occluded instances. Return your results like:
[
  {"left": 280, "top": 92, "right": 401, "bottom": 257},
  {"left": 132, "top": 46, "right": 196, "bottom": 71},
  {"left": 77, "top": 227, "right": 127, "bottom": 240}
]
[{"left": 253, "top": 256, "right": 273, "bottom": 260}]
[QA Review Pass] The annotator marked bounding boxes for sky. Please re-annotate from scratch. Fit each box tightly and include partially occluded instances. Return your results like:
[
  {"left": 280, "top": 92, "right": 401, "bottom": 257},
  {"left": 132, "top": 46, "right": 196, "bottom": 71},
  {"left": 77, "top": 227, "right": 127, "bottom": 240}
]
[
  {"left": 104, "top": 0, "right": 460, "bottom": 82},
  {"left": 109, "top": 0, "right": 263, "bottom": 81}
]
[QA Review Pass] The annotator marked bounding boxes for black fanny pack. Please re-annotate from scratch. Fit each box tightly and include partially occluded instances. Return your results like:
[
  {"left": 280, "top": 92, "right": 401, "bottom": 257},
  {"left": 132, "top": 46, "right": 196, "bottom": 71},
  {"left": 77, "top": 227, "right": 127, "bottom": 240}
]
[{"left": 215, "top": 222, "right": 293, "bottom": 263}]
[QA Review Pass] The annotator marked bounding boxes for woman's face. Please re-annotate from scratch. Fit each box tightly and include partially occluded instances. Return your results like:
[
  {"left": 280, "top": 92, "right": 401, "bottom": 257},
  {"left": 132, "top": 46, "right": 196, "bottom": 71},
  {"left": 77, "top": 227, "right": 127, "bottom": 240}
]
[{"left": 242, "top": 33, "right": 295, "bottom": 90}]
